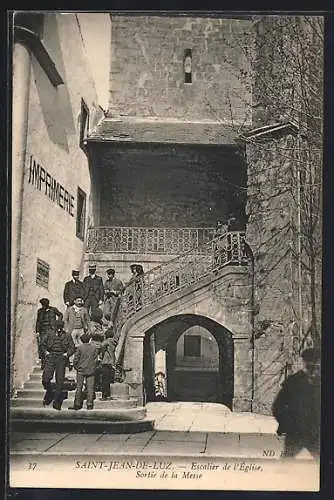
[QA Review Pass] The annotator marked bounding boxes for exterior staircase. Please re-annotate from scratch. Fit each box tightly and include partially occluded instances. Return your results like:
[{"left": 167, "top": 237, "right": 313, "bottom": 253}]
[
  {"left": 11, "top": 230, "right": 248, "bottom": 431},
  {"left": 11, "top": 364, "right": 154, "bottom": 433},
  {"left": 106, "top": 230, "right": 251, "bottom": 409},
  {"left": 113, "top": 230, "right": 248, "bottom": 361}
]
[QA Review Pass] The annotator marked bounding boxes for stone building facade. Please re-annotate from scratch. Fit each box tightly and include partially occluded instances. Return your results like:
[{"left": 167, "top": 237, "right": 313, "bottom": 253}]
[
  {"left": 108, "top": 15, "right": 252, "bottom": 122},
  {"left": 86, "top": 14, "right": 255, "bottom": 412},
  {"left": 11, "top": 13, "right": 322, "bottom": 415},
  {"left": 11, "top": 12, "right": 111, "bottom": 390}
]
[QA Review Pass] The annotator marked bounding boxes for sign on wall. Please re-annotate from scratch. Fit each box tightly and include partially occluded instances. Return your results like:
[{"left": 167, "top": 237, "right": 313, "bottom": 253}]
[
  {"left": 27, "top": 155, "right": 75, "bottom": 217},
  {"left": 36, "top": 258, "right": 50, "bottom": 288}
]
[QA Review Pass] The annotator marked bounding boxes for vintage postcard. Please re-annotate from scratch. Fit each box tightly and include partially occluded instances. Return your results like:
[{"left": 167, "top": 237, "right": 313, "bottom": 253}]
[{"left": 9, "top": 11, "right": 322, "bottom": 491}]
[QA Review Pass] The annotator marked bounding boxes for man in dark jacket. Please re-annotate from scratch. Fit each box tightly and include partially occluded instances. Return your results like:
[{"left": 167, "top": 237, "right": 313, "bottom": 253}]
[
  {"left": 83, "top": 263, "right": 104, "bottom": 315},
  {"left": 63, "top": 270, "right": 84, "bottom": 307},
  {"left": 41, "top": 319, "right": 76, "bottom": 410},
  {"left": 35, "top": 298, "right": 63, "bottom": 369},
  {"left": 71, "top": 333, "right": 99, "bottom": 410},
  {"left": 103, "top": 268, "right": 124, "bottom": 320},
  {"left": 272, "top": 347, "right": 321, "bottom": 458}
]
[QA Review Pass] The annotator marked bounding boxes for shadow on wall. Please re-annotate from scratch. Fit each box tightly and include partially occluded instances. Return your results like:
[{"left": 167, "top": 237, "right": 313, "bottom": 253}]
[{"left": 33, "top": 16, "right": 76, "bottom": 152}]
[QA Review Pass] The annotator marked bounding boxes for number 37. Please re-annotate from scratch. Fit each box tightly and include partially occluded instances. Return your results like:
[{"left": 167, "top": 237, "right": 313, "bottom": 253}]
[{"left": 28, "top": 462, "right": 38, "bottom": 470}]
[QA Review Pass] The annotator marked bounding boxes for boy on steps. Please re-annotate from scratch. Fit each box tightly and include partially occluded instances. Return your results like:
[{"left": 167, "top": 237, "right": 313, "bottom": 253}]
[
  {"left": 71, "top": 333, "right": 98, "bottom": 410},
  {"left": 99, "top": 328, "right": 118, "bottom": 400}
]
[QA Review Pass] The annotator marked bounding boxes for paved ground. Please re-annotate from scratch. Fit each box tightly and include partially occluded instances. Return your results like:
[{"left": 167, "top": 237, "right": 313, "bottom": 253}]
[
  {"left": 147, "top": 402, "right": 278, "bottom": 433},
  {"left": 10, "top": 402, "right": 314, "bottom": 459}
]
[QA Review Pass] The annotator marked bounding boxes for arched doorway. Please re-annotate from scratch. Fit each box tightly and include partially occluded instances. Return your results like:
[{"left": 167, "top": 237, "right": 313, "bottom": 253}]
[
  {"left": 167, "top": 326, "right": 219, "bottom": 403},
  {"left": 143, "top": 314, "right": 234, "bottom": 408}
]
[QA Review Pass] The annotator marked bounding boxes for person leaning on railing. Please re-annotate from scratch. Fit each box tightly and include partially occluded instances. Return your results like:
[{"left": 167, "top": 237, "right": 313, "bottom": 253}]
[
  {"left": 227, "top": 215, "right": 247, "bottom": 264},
  {"left": 127, "top": 264, "right": 145, "bottom": 311},
  {"left": 213, "top": 220, "right": 228, "bottom": 269},
  {"left": 103, "top": 268, "right": 124, "bottom": 319}
]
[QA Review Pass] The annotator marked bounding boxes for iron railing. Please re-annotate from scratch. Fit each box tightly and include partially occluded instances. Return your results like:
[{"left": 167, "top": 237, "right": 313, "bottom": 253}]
[
  {"left": 113, "top": 231, "right": 248, "bottom": 356},
  {"left": 86, "top": 226, "right": 216, "bottom": 254}
]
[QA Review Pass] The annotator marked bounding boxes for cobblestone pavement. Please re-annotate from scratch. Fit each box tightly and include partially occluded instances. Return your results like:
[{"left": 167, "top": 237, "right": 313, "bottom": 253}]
[{"left": 10, "top": 402, "right": 314, "bottom": 459}]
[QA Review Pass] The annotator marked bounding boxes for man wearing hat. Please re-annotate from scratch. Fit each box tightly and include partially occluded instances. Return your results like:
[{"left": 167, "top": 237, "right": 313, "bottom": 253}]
[
  {"left": 83, "top": 264, "right": 104, "bottom": 315},
  {"left": 103, "top": 268, "right": 124, "bottom": 319},
  {"left": 272, "top": 347, "right": 321, "bottom": 458},
  {"left": 40, "top": 319, "right": 76, "bottom": 410},
  {"left": 63, "top": 270, "right": 84, "bottom": 307},
  {"left": 35, "top": 298, "right": 63, "bottom": 369},
  {"left": 64, "top": 295, "right": 90, "bottom": 347}
]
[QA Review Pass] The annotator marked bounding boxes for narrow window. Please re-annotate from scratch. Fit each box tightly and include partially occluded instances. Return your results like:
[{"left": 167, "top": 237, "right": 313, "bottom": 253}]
[
  {"left": 184, "top": 335, "right": 201, "bottom": 357},
  {"left": 80, "top": 99, "right": 89, "bottom": 152},
  {"left": 36, "top": 259, "right": 50, "bottom": 289},
  {"left": 184, "top": 49, "right": 192, "bottom": 84},
  {"left": 76, "top": 187, "right": 86, "bottom": 241}
]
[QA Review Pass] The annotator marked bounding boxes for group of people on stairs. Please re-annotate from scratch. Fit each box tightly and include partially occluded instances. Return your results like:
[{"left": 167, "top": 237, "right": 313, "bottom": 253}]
[{"left": 34, "top": 263, "right": 144, "bottom": 411}]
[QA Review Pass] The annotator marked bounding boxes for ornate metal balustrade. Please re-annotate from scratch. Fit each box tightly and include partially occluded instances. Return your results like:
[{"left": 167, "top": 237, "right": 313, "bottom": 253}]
[
  {"left": 113, "top": 231, "right": 248, "bottom": 353},
  {"left": 86, "top": 226, "right": 216, "bottom": 254}
]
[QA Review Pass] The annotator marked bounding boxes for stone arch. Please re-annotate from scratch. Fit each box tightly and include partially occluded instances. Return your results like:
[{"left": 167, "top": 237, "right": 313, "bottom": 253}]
[
  {"left": 143, "top": 313, "right": 234, "bottom": 408},
  {"left": 120, "top": 268, "right": 252, "bottom": 411}
]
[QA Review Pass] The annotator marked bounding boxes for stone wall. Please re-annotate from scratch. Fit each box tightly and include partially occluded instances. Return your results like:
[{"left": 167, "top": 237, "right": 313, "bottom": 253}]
[
  {"left": 245, "top": 136, "right": 296, "bottom": 413},
  {"left": 109, "top": 15, "right": 252, "bottom": 124},
  {"left": 244, "top": 16, "right": 323, "bottom": 412}
]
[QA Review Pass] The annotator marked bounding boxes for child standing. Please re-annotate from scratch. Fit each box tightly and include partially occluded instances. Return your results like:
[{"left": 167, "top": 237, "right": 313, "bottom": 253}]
[
  {"left": 90, "top": 332, "right": 104, "bottom": 393},
  {"left": 99, "top": 328, "right": 118, "bottom": 401},
  {"left": 71, "top": 333, "right": 98, "bottom": 410}
]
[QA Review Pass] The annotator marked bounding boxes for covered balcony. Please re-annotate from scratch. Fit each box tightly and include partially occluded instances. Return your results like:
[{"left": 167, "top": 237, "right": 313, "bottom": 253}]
[{"left": 84, "top": 225, "right": 247, "bottom": 284}]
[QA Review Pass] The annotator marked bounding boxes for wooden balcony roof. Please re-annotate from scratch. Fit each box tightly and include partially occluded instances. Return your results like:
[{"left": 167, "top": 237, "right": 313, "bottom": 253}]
[{"left": 87, "top": 117, "right": 249, "bottom": 146}]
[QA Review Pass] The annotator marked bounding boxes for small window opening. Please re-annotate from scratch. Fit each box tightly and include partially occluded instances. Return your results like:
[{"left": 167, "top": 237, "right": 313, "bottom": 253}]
[
  {"left": 80, "top": 99, "right": 89, "bottom": 152},
  {"left": 184, "top": 335, "right": 201, "bottom": 357},
  {"left": 184, "top": 49, "right": 192, "bottom": 84},
  {"left": 76, "top": 187, "right": 86, "bottom": 241}
]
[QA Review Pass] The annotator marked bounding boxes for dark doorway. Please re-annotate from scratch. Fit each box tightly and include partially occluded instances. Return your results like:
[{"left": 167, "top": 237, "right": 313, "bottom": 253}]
[
  {"left": 143, "top": 333, "right": 155, "bottom": 404},
  {"left": 143, "top": 314, "right": 234, "bottom": 409}
]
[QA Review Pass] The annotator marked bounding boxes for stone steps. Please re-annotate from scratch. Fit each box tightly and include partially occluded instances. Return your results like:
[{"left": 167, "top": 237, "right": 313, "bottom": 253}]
[
  {"left": 11, "top": 406, "right": 147, "bottom": 421},
  {"left": 11, "top": 397, "right": 138, "bottom": 409},
  {"left": 11, "top": 418, "right": 154, "bottom": 434},
  {"left": 23, "top": 378, "right": 130, "bottom": 399},
  {"left": 11, "top": 365, "right": 154, "bottom": 434}
]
